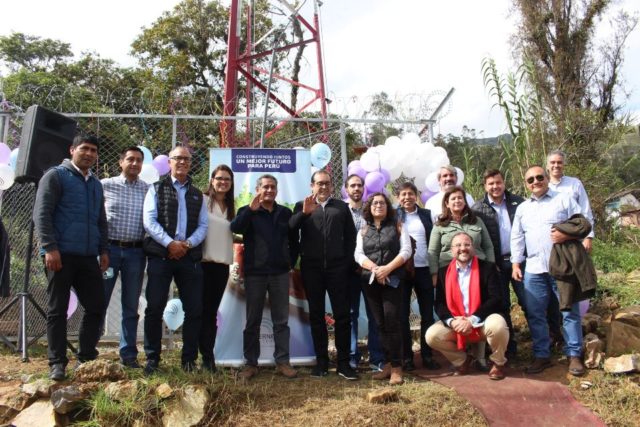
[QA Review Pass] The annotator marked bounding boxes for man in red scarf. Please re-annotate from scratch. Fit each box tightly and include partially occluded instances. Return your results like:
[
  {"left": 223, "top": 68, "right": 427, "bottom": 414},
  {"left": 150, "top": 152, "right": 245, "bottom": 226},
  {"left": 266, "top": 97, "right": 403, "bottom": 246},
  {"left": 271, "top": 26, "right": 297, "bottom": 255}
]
[{"left": 426, "top": 232, "right": 509, "bottom": 380}]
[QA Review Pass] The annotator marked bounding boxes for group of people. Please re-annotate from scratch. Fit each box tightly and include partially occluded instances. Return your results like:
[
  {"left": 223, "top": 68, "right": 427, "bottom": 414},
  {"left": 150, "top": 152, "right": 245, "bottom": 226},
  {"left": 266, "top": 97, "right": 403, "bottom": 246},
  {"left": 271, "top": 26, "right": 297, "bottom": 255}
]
[{"left": 34, "top": 135, "right": 595, "bottom": 386}]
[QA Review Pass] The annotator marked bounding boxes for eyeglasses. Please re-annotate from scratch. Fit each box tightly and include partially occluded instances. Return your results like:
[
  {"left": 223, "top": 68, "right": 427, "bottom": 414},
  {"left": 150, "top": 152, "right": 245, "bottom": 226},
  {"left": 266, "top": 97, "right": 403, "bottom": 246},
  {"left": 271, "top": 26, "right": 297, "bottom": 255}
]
[
  {"left": 371, "top": 201, "right": 387, "bottom": 206},
  {"left": 314, "top": 181, "right": 331, "bottom": 187},
  {"left": 214, "top": 176, "right": 231, "bottom": 182},
  {"left": 170, "top": 156, "right": 192, "bottom": 163},
  {"left": 452, "top": 243, "right": 472, "bottom": 248},
  {"left": 526, "top": 174, "right": 545, "bottom": 184}
]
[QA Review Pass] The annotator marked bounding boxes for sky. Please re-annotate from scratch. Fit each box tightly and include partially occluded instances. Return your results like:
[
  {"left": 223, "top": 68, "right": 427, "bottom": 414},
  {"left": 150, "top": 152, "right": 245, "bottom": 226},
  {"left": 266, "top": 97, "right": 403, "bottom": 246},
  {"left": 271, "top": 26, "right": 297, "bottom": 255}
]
[{"left": 2, "top": 0, "right": 639, "bottom": 137}]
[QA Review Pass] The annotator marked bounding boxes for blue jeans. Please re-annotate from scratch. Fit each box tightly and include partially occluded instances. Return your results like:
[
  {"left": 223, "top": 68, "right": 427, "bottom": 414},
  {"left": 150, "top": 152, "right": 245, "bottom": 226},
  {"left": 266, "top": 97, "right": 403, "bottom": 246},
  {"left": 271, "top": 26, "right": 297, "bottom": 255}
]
[
  {"left": 349, "top": 270, "right": 384, "bottom": 366},
  {"left": 523, "top": 272, "right": 582, "bottom": 358},
  {"left": 104, "top": 245, "right": 146, "bottom": 361}
]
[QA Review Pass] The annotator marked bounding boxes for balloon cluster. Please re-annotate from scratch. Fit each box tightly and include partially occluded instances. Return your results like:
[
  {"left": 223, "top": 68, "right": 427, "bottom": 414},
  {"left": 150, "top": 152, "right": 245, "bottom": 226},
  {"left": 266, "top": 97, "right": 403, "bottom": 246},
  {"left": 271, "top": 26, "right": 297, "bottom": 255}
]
[
  {"left": 138, "top": 145, "right": 171, "bottom": 184},
  {"left": 343, "top": 133, "right": 457, "bottom": 203},
  {"left": 0, "top": 143, "right": 18, "bottom": 190}
]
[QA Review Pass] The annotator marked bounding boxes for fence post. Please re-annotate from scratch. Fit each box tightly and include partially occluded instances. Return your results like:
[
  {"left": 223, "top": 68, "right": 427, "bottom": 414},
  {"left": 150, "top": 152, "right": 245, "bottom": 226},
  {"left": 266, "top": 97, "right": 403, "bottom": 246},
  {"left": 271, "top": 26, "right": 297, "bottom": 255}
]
[
  {"left": 172, "top": 116, "right": 177, "bottom": 149},
  {"left": 339, "top": 122, "right": 348, "bottom": 178},
  {"left": 0, "top": 113, "right": 10, "bottom": 144}
]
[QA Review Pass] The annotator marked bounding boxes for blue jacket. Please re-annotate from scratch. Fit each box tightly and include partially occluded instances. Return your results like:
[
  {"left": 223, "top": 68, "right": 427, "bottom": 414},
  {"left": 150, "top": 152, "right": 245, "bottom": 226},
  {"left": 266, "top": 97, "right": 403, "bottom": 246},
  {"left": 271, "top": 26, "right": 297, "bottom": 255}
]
[{"left": 34, "top": 159, "right": 108, "bottom": 256}]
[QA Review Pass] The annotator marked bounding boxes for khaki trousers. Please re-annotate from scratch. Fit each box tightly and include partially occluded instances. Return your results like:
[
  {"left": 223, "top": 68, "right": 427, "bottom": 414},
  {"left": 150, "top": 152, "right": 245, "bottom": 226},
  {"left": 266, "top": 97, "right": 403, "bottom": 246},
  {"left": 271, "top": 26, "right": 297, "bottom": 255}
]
[{"left": 425, "top": 313, "right": 509, "bottom": 367}]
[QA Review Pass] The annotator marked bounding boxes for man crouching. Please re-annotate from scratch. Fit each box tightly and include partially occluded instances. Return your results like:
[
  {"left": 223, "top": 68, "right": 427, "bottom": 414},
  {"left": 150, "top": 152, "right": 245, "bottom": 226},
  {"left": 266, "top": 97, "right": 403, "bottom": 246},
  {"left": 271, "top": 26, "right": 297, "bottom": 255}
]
[{"left": 425, "top": 232, "right": 509, "bottom": 380}]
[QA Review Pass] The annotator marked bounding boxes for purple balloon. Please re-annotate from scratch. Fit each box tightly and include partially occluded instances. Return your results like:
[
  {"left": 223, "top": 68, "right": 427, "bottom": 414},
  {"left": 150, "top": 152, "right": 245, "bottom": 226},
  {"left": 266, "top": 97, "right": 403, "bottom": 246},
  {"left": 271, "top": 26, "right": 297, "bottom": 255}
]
[
  {"left": 365, "top": 171, "right": 385, "bottom": 193},
  {"left": 349, "top": 164, "right": 367, "bottom": 181},
  {"left": 420, "top": 190, "right": 437, "bottom": 205},
  {"left": 362, "top": 187, "right": 370, "bottom": 201},
  {"left": 0, "top": 143, "right": 11, "bottom": 164},
  {"left": 341, "top": 185, "right": 348, "bottom": 199},
  {"left": 379, "top": 168, "right": 391, "bottom": 184},
  {"left": 152, "top": 154, "right": 170, "bottom": 175},
  {"left": 348, "top": 160, "right": 362, "bottom": 173}
]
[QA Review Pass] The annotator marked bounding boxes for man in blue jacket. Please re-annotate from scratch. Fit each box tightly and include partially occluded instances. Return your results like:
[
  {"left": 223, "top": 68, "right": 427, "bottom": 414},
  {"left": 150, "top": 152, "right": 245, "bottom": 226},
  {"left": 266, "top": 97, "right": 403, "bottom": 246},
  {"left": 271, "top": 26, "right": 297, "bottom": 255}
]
[
  {"left": 231, "top": 174, "right": 299, "bottom": 380},
  {"left": 33, "top": 135, "right": 109, "bottom": 381}
]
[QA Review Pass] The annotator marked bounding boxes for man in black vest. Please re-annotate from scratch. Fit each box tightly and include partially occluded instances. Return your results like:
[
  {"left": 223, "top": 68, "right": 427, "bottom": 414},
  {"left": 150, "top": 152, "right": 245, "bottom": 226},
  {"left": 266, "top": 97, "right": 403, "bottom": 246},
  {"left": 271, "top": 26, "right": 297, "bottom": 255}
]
[
  {"left": 290, "top": 170, "right": 358, "bottom": 380},
  {"left": 142, "top": 146, "right": 208, "bottom": 374},
  {"left": 470, "top": 169, "right": 524, "bottom": 358}
]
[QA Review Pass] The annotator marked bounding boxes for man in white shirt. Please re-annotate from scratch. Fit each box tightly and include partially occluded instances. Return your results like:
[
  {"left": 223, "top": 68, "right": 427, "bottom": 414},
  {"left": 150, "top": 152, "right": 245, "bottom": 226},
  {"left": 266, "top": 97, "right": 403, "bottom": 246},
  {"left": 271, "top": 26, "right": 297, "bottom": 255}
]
[
  {"left": 425, "top": 232, "right": 508, "bottom": 380},
  {"left": 425, "top": 165, "right": 474, "bottom": 223},
  {"left": 546, "top": 150, "right": 594, "bottom": 252}
]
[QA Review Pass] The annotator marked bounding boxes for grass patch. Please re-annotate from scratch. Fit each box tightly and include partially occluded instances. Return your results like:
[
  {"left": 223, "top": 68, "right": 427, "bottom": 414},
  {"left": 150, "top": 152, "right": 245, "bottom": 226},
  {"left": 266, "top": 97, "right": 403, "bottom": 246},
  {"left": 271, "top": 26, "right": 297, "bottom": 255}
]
[{"left": 569, "top": 371, "right": 640, "bottom": 427}]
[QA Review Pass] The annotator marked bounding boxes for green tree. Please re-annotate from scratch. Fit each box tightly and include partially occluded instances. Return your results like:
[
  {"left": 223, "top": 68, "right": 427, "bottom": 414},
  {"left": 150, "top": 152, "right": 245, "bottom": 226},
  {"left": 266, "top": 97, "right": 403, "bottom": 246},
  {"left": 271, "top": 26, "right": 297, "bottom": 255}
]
[
  {"left": 0, "top": 32, "right": 72, "bottom": 72},
  {"left": 365, "top": 92, "right": 400, "bottom": 146}
]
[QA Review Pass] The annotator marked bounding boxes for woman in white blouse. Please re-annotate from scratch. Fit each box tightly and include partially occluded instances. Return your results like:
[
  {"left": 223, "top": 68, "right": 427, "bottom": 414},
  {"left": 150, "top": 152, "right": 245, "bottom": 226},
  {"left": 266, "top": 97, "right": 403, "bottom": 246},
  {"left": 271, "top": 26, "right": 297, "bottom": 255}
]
[
  {"left": 354, "top": 192, "right": 411, "bottom": 385},
  {"left": 199, "top": 164, "right": 235, "bottom": 372}
]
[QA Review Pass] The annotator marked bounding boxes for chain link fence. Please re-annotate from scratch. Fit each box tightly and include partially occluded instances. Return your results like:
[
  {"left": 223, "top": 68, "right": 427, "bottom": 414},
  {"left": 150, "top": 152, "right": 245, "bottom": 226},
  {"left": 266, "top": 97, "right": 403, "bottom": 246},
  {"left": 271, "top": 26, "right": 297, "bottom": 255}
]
[{"left": 0, "top": 113, "right": 346, "bottom": 346}]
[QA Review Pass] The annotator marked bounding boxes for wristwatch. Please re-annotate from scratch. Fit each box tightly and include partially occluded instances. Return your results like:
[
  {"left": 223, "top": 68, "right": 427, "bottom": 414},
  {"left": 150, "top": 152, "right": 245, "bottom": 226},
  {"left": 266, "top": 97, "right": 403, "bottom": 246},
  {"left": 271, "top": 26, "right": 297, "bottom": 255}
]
[{"left": 185, "top": 240, "right": 192, "bottom": 248}]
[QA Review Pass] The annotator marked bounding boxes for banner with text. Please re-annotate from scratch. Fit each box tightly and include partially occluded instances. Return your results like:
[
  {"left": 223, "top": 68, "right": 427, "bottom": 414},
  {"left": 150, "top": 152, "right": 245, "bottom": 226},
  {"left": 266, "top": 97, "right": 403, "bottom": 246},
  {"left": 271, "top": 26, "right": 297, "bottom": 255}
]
[{"left": 209, "top": 148, "right": 314, "bottom": 366}]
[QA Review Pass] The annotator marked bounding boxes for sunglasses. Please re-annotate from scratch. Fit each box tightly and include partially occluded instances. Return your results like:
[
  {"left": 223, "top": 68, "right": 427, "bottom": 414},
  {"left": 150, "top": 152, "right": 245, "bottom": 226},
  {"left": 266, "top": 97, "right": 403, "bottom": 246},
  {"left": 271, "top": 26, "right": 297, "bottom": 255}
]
[{"left": 526, "top": 174, "right": 545, "bottom": 184}]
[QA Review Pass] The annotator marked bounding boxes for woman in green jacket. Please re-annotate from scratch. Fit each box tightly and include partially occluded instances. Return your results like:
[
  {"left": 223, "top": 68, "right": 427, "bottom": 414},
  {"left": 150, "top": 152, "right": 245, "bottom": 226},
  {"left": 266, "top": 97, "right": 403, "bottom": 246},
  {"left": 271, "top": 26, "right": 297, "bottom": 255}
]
[{"left": 428, "top": 186, "right": 495, "bottom": 285}]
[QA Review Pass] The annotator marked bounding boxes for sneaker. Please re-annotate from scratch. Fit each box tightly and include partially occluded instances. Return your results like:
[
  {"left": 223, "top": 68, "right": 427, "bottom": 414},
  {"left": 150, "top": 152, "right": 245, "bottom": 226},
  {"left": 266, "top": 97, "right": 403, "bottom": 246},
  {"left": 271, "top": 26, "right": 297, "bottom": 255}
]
[
  {"left": 310, "top": 364, "right": 329, "bottom": 378},
  {"left": 276, "top": 363, "right": 298, "bottom": 378},
  {"left": 49, "top": 364, "right": 65, "bottom": 381},
  {"left": 144, "top": 360, "right": 160, "bottom": 376},
  {"left": 238, "top": 365, "right": 258, "bottom": 380},
  {"left": 121, "top": 358, "right": 141, "bottom": 369},
  {"left": 525, "top": 357, "right": 552, "bottom": 374},
  {"left": 474, "top": 359, "right": 490, "bottom": 372},
  {"left": 182, "top": 361, "right": 197, "bottom": 373},
  {"left": 422, "top": 357, "right": 441, "bottom": 370},
  {"left": 337, "top": 364, "right": 359, "bottom": 380}
]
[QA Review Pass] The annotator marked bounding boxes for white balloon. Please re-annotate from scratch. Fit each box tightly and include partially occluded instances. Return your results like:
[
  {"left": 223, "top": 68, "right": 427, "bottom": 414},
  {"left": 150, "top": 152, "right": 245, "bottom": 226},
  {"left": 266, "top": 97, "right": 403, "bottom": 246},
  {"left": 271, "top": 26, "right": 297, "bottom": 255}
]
[
  {"left": 384, "top": 135, "right": 402, "bottom": 148},
  {"left": 455, "top": 167, "right": 465, "bottom": 186},
  {"left": 360, "top": 152, "right": 380, "bottom": 172},
  {"left": 139, "top": 163, "right": 160, "bottom": 184},
  {"left": 425, "top": 172, "right": 440, "bottom": 193},
  {"left": 163, "top": 298, "right": 184, "bottom": 331},
  {"left": 402, "top": 132, "right": 421, "bottom": 146},
  {"left": 380, "top": 149, "right": 399, "bottom": 172},
  {"left": 0, "top": 164, "right": 15, "bottom": 190}
]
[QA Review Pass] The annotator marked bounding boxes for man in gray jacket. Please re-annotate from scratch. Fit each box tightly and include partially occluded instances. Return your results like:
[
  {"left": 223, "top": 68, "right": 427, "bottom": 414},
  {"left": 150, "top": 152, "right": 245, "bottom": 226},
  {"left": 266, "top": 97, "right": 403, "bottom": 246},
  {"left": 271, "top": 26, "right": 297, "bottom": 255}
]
[{"left": 33, "top": 135, "right": 109, "bottom": 381}]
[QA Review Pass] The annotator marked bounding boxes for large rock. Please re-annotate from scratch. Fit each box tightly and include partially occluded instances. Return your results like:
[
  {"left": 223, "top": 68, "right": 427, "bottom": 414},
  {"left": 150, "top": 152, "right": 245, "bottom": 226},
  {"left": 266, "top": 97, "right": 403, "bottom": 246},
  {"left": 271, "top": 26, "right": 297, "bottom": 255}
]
[
  {"left": 21, "top": 378, "right": 54, "bottom": 398},
  {"left": 51, "top": 385, "right": 87, "bottom": 414},
  {"left": 155, "top": 383, "right": 174, "bottom": 399},
  {"left": 583, "top": 333, "right": 605, "bottom": 369},
  {"left": 73, "top": 360, "right": 126, "bottom": 382},
  {"left": 105, "top": 380, "right": 140, "bottom": 402},
  {"left": 606, "top": 305, "right": 640, "bottom": 355},
  {"left": 581, "top": 313, "right": 602, "bottom": 335},
  {"left": 0, "top": 381, "right": 35, "bottom": 423},
  {"left": 9, "top": 399, "right": 59, "bottom": 426},
  {"left": 162, "top": 385, "right": 209, "bottom": 427},
  {"left": 603, "top": 354, "right": 639, "bottom": 374}
]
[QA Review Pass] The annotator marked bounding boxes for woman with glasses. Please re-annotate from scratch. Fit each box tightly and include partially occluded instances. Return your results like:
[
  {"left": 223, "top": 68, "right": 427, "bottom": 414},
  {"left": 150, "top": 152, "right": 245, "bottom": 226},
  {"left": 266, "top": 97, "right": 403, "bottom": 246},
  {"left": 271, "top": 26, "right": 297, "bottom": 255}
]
[
  {"left": 199, "top": 164, "right": 236, "bottom": 372},
  {"left": 354, "top": 192, "right": 412, "bottom": 385},
  {"left": 428, "top": 186, "right": 495, "bottom": 286}
]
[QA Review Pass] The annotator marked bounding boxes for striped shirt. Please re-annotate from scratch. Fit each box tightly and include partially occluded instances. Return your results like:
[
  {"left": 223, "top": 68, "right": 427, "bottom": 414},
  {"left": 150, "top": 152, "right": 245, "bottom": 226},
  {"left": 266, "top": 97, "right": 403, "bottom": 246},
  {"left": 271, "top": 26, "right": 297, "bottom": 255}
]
[{"left": 101, "top": 175, "right": 149, "bottom": 242}]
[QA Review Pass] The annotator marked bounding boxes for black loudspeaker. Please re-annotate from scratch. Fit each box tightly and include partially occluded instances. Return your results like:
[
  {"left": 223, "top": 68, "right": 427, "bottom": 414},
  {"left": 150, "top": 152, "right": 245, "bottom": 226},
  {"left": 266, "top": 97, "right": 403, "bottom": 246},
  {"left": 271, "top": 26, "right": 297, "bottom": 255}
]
[{"left": 15, "top": 105, "right": 77, "bottom": 183}]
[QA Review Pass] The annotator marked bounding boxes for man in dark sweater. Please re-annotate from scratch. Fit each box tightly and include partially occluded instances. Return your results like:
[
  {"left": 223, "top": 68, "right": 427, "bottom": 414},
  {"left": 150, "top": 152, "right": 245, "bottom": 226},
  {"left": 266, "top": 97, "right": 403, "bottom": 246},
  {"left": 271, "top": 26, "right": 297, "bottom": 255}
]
[
  {"left": 230, "top": 174, "right": 299, "bottom": 380},
  {"left": 33, "top": 135, "right": 109, "bottom": 381},
  {"left": 290, "top": 170, "right": 358, "bottom": 380},
  {"left": 142, "top": 146, "right": 208, "bottom": 375}
]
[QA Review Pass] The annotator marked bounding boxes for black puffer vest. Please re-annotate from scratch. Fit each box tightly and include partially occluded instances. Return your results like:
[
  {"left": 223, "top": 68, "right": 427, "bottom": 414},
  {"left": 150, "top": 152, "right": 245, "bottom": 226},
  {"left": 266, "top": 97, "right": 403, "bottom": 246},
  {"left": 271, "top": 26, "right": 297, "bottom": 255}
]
[
  {"left": 362, "top": 219, "right": 404, "bottom": 278},
  {"left": 143, "top": 176, "right": 204, "bottom": 261}
]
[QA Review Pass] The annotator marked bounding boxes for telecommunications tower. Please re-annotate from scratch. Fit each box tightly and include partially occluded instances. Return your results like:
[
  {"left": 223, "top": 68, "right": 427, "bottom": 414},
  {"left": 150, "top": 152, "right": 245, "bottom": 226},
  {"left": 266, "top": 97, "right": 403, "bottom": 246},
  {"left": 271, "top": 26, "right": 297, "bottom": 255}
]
[{"left": 220, "top": 0, "right": 329, "bottom": 147}]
